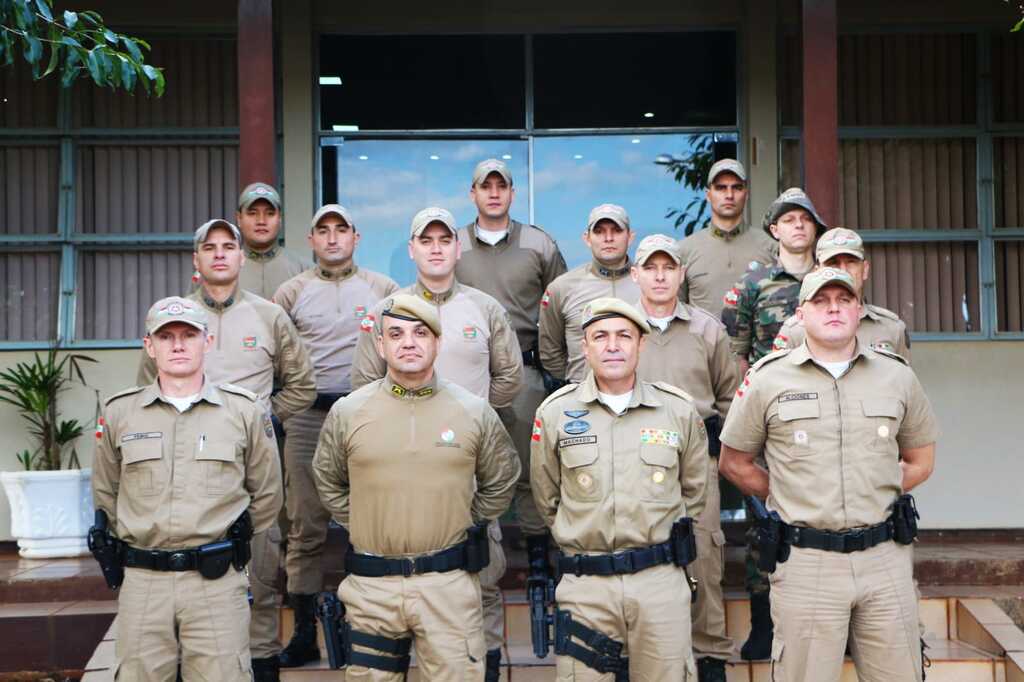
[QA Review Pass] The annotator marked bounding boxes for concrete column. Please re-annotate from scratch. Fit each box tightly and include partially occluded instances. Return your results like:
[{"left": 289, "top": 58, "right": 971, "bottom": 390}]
[
  {"left": 237, "top": 0, "right": 276, "bottom": 189},
  {"left": 743, "top": 0, "right": 780, "bottom": 222},
  {"left": 801, "top": 0, "right": 839, "bottom": 225},
  {"left": 280, "top": 0, "right": 315, "bottom": 246}
]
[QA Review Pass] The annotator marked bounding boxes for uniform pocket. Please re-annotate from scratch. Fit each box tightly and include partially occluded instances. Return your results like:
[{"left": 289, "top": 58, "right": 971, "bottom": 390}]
[
  {"left": 861, "top": 398, "right": 901, "bottom": 453},
  {"left": 121, "top": 439, "right": 164, "bottom": 496},
  {"left": 561, "top": 445, "right": 601, "bottom": 502},
  {"left": 776, "top": 399, "right": 820, "bottom": 457},
  {"left": 770, "top": 639, "right": 785, "bottom": 681},
  {"left": 196, "top": 440, "right": 240, "bottom": 496},
  {"left": 638, "top": 444, "right": 679, "bottom": 501}
]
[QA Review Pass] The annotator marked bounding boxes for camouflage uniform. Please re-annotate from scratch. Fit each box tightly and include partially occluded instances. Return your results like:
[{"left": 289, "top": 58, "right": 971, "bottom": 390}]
[{"left": 721, "top": 263, "right": 806, "bottom": 366}]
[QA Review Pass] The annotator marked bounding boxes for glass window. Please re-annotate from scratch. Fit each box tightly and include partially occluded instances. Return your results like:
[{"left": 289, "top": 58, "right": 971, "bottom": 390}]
[
  {"left": 532, "top": 32, "right": 736, "bottom": 129},
  {"left": 995, "top": 240, "right": 1024, "bottom": 333},
  {"left": 319, "top": 35, "right": 526, "bottom": 131}
]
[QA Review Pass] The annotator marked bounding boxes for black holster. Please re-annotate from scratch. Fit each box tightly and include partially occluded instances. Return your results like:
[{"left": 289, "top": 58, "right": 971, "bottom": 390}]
[
  {"left": 317, "top": 591, "right": 412, "bottom": 673},
  {"left": 747, "top": 496, "right": 790, "bottom": 574},
  {"left": 464, "top": 521, "right": 490, "bottom": 573},
  {"left": 227, "top": 510, "right": 253, "bottom": 570},
  {"left": 891, "top": 494, "right": 919, "bottom": 545},
  {"left": 197, "top": 540, "right": 235, "bottom": 580},
  {"left": 87, "top": 510, "right": 125, "bottom": 590},
  {"left": 540, "top": 367, "right": 567, "bottom": 395},
  {"left": 670, "top": 517, "right": 698, "bottom": 567},
  {"left": 703, "top": 415, "right": 722, "bottom": 457},
  {"left": 318, "top": 592, "right": 349, "bottom": 669}
]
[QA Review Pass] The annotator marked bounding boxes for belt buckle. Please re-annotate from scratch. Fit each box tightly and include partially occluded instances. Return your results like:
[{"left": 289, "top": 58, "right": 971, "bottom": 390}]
[
  {"left": 844, "top": 529, "right": 866, "bottom": 553},
  {"left": 168, "top": 551, "right": 189, "bottom": 571},
  {"left": 402, "top": 557, "right": 417, "bottom": 577},
  {"left": 612, "top": 551, "right": 634, "bottom": 574}
]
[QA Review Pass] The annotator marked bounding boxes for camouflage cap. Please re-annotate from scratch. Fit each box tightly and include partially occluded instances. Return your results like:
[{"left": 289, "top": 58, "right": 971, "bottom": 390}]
[
  {"left": 581, "top": 297, "right": 651, "bottom": 335},
  {"left": 816, "top": 227, "right": 865, "bottom": 263},
  {"left": 587, "top": 203, "right": 630, "bottom": 231},
  {"left": 238, "top": 182, "right": 282, "bottom": 211},
  {"left": 193, "top": 218, "right": 242, "bottom": 250},
  {"left": 145, "top": 296, "right": 208, "bottom": 335},
  {"left": 707, "top": 158, "right": 747, "bottom": 186},
  {"left": 410, "top": 207, "right": 457, "bottom": 238},
  {"left": 764, "top": 187, "right": 828, "bottom": 237},
  {"left": 380, "top": 293, "right": 442, "bottom": 337},
  {"left": 799, "top": 267, "right": 859, "bottom": 304},
  {"left": 311, "top": 203, "right": 356, "bottom": 231},
  {"left": 634, "top": 233, "right": 681, "bottom": 266},
  {"left": 472, "top": 158, "right": 513, "bottom": 187}
]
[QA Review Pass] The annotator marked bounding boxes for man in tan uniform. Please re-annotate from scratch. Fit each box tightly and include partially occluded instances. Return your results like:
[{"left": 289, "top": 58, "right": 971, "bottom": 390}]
[
  {"left": 235, "top": 182, "right": 309, "bottom": 299},
  {"left": 677, "top": 159, "right": 777, "bottom": 318},
  {"left": 454, "top": 159, "right": 568, "bottom": 640},
  {"left": 774, "top": 227, "right": 910, "bottom": 359},
  {"left": 719, "top": 268, "right": 939, "bottom": 682},
  {"left": 272, "top": 204, "right": 399, "bottom": 667},
  {"left": 351, "top": 206, "right": 523, "bottom": 677},
  {"left": 532, "top": 298, "right": 709, "bottom": 681},
  {"left": 630, "top": 234, "right": 741, "bottom": 682},
  {"left": 93, "top": 296, "right": 282, "bottom": 681},
  {"left": 138, "top": 219, "right": 315, "bottom": 681},
  {"left": 539, "top": 204, "right": 640, "bottom": 384},
  {"left": 314, "top": 294, "right": 520, "bottom": 681}
]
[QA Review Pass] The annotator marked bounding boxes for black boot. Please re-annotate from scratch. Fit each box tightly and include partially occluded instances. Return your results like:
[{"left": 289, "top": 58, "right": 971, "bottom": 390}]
[
  {"left": 485, "top": 647, "right": 502, "bottom": 681},
  {"left": 696, "top": 656, "right": 727, "bottom": 682},
  {"left": 279, "top": 593, "right": 322, "bottom": 667},
  {"left": 251, "top": 656, "right": 280, "bottom": 682},
  {"left": 740, "top": 591, "right": 773, "bottom": 660}
]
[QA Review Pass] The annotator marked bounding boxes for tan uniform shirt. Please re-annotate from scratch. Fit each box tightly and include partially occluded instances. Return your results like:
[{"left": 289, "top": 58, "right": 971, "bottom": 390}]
[
  {"left": 137, "top": 288, "right": 316, "bottom": 422},
  {"left": 720, "top": 343, "right": 939, "bottom": 531},
  {"left": 678, "top": 222, "right": 777, "bottom": 319},
  {"left": 531, "top": 375, "right": 709, "bottom": 554},
  {"left": 274, "top": 265, "right": 399, "bottom": 394},
  {"left": 92, "top": 380, "right": 283, "bottom": 549},
  {"left": 312, "top": 374, "right": 520, "bottom": 556},
  {"left": 635, "top": 301, "right": 742, "bottom": 420},
  {"left": 538, "top": 260, "right": 641, "bottom": 383},
  {"left": 455, "top": 220, "right": 567, "bottom": 352},
  {"left": 351, "top": 280, "right": 524, "bottom": 408},
  {"left": 240, "top": 246, "right": 310, "bottom": 301},
  {"left": 775, "top": 303, "right": 911, "bottom": 361}
]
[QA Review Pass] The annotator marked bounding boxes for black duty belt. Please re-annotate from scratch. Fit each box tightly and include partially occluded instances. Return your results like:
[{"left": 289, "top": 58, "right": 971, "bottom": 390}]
[
  {"left": 124, "top": 545, "right": 209, "bottom": 571},
  {"left": 782, "top": 520, "right": 893, "bottom": 554},
  {"left": 559, "top": 541, "right": 675, "bottom": 576},
  {"left": 347, "top": 542, "right": 475, "bottom": 577},
  {"left": 313, "top": 392, "right": 347, "bottom": 411},
  {"left": 522, "top": 348, "right": 539, "bottom": 369}
]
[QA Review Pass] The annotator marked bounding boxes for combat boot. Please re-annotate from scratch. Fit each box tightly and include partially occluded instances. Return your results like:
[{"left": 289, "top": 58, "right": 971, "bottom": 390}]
[
  {"left": 697, "top": 656, "right": 727, "bottom": 682},
  {"left": 740, "top": 591, "right": 773, "bottom": 660},
  {"left": 485, "top": 647, "right": 502, "bottom": 681},
  {"left": 251, "top": 655, "right": 280, "bottom": 681},
  {"left": 279, "top": 593, "right": 321, "bottom": 667}
]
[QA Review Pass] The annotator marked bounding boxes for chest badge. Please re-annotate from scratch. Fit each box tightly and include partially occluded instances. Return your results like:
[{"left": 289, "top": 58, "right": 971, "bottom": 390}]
[
  {"left": 242, "top": 336, "right": 257, "bottom": 348},
  {"left": 640, "top": 428, "right": 679, "bottom": 447},
  {"left": 354, "top": 305, "right": 367, "bottom": 318},
  {"left": 463, "top": 325, "right": 478, "bottom": 339},
  {"left": 564, "top": 409, "right": 589, "bottom": 419},
  {"left": 441, "top": 429, "right": 455, "bottom": 443},
  {"left": 563, "top": 419, "right": 591, "bottom": 435}
]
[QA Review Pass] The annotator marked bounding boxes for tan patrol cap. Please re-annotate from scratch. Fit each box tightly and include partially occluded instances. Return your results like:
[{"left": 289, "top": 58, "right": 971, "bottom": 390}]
[
  {"left": 587, "top": 203, "right": 630, "bottom": 231},
  {"left": 634, "top": 233, "right": 681, "bottom": 266},
  {"left": 799, "top": 267, "right": 859, "bottom": 304},
  {"left": 816, "top": 227, "right": 865, "bottom": 263},
  {"left": 238, "top": 182, "right": 282, "bottom": 211},
  {"left": 193, "top": 219, "right": 242, "bottom": 250},
  {"left": 145, "top": 296, "right": 208, "bottom": 335},
  {"left": 410, "top": 207, "right": 457, "bottom": 238},
  {"left": 707, "top": 158, "right": 747, "bottom": 186},
  {"left": 764, "top": 187, "right": 828, "bottom": 236},
  {"left": 380, "top": 293, "right": 442, "bottom": 337},
  {"left": 311, "top": 203, "right": 356, "bottom": 231},
  {"left": 581, "top": 297, "right": 652, "bottom": 334},
  {"left": 472, "top": 158, "right": 513, "bottom": 187}
]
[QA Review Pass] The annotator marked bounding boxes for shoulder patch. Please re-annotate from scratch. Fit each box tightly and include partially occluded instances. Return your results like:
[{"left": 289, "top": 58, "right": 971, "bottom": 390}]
[
  {"left": 537, "top": 382, "right": 579, "bottom": 412},
  {"left": 871, "top": 346, "right": 910, "bottom": 366},
  {"left": 218, "top": 383, "right": 259, "bottom": 401},
  {"left": 751, "top": 348, "right": 792, "bottom": 371},
  {"left": 104, "top": 385, "right": 146, "bottom": 406},
  {"left": 651, "top": 381, "right": 696, "bottom": 403}
]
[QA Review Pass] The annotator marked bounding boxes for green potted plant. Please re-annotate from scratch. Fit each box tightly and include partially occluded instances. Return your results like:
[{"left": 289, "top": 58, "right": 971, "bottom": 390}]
[{"left": 0, "top": 348, "right": 99, "bottom": 558}]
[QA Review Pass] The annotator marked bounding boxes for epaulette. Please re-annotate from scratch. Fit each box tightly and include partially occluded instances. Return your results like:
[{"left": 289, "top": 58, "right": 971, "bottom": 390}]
[
  {"left": 871, "top": 346, "right": 910, "bottom": 366},
  {"left": 218, "top": 383, "right": 259, "bottom": 402},
  {"left": 751, "top": 348, "right": 792, "bottom": 371},
  {"left": 104, "top": 385, "right": 146, "bottom": 406},
  {"left": 651, "top": 381, "right": 696, "bottom": 403},
  {"left": 536, "top": 382, "right": 578, "bottom": 411},
  {"left": 866, "top": 304, "right": 901, "bottom": 322}
]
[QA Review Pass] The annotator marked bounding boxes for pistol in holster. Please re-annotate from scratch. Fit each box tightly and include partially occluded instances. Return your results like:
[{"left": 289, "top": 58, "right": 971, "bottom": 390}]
[
  {"left": 670, "top": 517, "right": 698, "bottom": 567},
  {"left": 891, "top": 494, "right": 919, "bottom": 545},
  {"left": 703, "top": 415, "right": 722, "bottom": 458},
  {"left": 528, "top": 567, "right": 557, "bottom": 659},
  {"left": 540, "top": 367, "right": 567, "bottom": 396},
  {"left": 746, "top": 496, "right": 790, "bottom": 574},
  {"left": 463, "top": 521, "right": 490, "bottom": 573},
  {"left": 317, "top": 591, "right": 350, "bottom": 669},
  {"left": 197, "top": 510, "right": 254, "bottom": 580},
  {"left": 227, "top": 510, "right": 253, "bottom": 570},
  {"left": 87, "top": 510, "right": 125, "bottom": 590}
]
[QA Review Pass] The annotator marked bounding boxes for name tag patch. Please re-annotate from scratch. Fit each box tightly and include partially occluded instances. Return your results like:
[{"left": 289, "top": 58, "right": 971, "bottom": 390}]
[
  {"left": 122, "top": 432, "right": 161, "bottom": 443},
  {"left": 558, "top": 435, "right": 597, "bottom": 448},
  {"left": 640, "top": 428, "right": 679, "bottom": 447},
  {"left": 779, "top": 392, "right": 818, "bottom": 403}
]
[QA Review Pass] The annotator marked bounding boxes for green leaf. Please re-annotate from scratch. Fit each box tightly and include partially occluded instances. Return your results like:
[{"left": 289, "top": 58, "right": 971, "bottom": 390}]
[
  {"left": 34, "top": 0, "right": 53, "bottom": 22},
  {"left": 79, "top": 10, "right": 101, "bottom": 26},
  {"left": 122, "top": 37, "right": 142, "bottom": 63},
  {"left": 63, "top": 10, "right": 77, "bottom": 29},
  {"left": 60, "top": 35, "right": 82, "bottom": 49},
  {"left": 42, "top": 39, "right": 59, "bottom": 78},
  {"left": 102, "top": 29, "right": 118, "bottom": 46},
  {"left": 86, "top": 48, "right": 102, "bottom": 85},
  {"left": 120, "top": 56, "right": 135, "bottom": 90},
  {"left": 23, "top": 34, "right": 42, "bottom": 64},
  {"left": 1013, "top": 17, "right": 1024, "bottom": 33}
]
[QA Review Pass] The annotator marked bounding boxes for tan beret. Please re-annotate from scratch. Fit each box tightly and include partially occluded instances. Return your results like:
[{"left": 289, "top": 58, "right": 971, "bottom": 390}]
[
  {"left": 380, "top": 293, "right": 442, "bottom": 337},
  {"left": 581, "top": 297, "right": 651, "bottom": 334},
  {"left": 799, "top": 267, "right": 859, "bottom": 304}
]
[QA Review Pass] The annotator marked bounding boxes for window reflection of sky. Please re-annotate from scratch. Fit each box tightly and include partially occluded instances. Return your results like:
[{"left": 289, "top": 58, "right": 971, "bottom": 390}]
[{"left": 331, "top": 135, "right": 710, "bottom": 286}]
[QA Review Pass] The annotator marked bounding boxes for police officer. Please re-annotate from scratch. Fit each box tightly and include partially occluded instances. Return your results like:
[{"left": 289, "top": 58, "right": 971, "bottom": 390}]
[
  {"left": 630, "top": 235, "right": 741, "bottom": 682},
  {"left": 351, "top": 207, "right": 523, "bottom": 679},
  {"left": 532, "top": 298, "right": 709, "bottom": 681},
  {"left": 454, "top": 158, "right": 568, "bottom": 635},
  {"left": 677, "top": 159, "right": 777, "bottom": 318},
  {"left": 538, "top": 204, "right": 640, "bottom": 384},
  {"left": 720, "top": 188, "right": 826, "bottom": 659},
  {"left": 774, "top": 227, "right": 910, "bottom": 359},
  {"left": 235, "top": 182, "right": 309, "bottom": 300},
  {"left": 719, "top": 268, "right": 938, "bottom": 682},
  {"left": 314, "top": 293, "right": 521, "bottom": 681},
  {"left": 138, "top": 219, "right": 315, "bottom": 681},
  {"left": 272, "top": 204, "right": 399, "bottom": 667},
  {"left": 93, "top": 296, "right": 282, "bottom": 681}
]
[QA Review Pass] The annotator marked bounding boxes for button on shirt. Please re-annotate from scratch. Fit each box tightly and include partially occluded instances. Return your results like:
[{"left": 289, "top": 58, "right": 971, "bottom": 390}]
[{"left": 720, "top": 343, "right": 939, "bottom": 531}]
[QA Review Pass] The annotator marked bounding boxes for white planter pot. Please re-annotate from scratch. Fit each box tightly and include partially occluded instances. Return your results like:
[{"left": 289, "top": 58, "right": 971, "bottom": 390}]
[{"left": 0, "top": 468, "right": 94, "bottom": 558}]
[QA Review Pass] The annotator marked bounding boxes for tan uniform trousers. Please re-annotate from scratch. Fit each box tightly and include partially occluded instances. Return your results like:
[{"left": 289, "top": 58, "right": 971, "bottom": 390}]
[
  {"left": 339, "top": 569, "right": 486, "bottom": 681},
  {"left": 478, "top": 521, "right": 508, "bottom": 651},
  {"left": 690, "top": 458, "right": 734, "bottom": 661},
  {"left": 555, "top": 563, "right": 698, "bottom": 682},
  {"left": 114, "top": 567, "right": 251, "bottom": 682},
  {"left": 249, "top": 524, "right": 282, "bottom": 658},
  {"left": 508, "top": 364, "right": 549, "bottom": 536},
  {"left": 770, "top": 541, "right": 922, "bottom": 682},
  {"left": 283, "top": 406, "right": 332, "bottom": 594}
]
